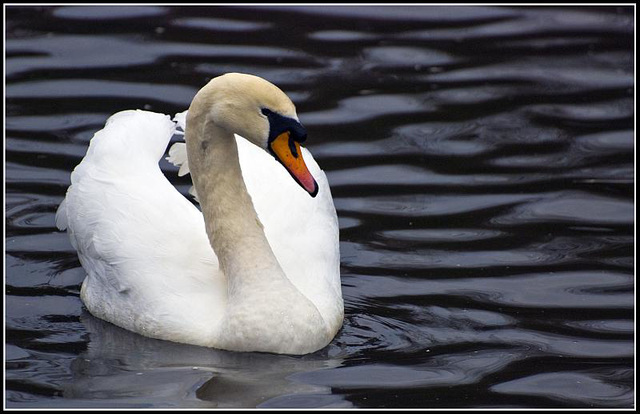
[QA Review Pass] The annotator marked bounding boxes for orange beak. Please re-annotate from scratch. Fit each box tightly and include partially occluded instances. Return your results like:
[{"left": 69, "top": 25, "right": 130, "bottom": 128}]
[{"left": 268, "top": 131, "right": 318, "bottom": 197}]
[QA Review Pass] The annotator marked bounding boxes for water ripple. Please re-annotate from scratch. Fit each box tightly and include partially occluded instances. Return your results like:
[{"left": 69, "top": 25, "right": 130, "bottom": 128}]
[{"left": 5, "top": 5, "right": 634, "bottom": 409}]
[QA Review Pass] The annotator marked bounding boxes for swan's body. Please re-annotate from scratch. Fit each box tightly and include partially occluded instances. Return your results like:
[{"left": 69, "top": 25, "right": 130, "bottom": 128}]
[{"left": 56, "top": 74, "right": 343, "bottom": 354}]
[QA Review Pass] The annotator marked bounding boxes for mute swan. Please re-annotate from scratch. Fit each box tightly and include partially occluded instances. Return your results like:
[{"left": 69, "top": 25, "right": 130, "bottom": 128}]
[{"left": 56, "top": 73, "right": 343, "bottom": 355}]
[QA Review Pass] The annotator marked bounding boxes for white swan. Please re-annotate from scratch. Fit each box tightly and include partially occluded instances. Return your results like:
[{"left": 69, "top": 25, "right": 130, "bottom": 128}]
[{"left": 56, "top": 73, "right": 343, "bottom": 355}]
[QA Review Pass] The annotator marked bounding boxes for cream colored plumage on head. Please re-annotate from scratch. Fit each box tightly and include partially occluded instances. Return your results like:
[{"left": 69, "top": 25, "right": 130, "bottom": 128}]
[{"left": 56, "top": 73, "right": 343, "bottom": 354}]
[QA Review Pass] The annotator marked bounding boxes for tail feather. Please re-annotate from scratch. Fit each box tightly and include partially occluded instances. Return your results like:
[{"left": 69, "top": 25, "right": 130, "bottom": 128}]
[
  {"left": 173, "top": 110, "right": 187, "bottom": 132},
  {"left": 167, "top": 142, "right": 190, "bottom": 177},
  {"left": 167, "top": 111, "right": 199, "bottom": 201}
]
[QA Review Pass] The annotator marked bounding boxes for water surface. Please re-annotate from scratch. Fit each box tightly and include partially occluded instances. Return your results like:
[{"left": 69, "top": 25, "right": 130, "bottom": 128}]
[{"left": 5, "top": 5, "right": 635, "bottom": 408}]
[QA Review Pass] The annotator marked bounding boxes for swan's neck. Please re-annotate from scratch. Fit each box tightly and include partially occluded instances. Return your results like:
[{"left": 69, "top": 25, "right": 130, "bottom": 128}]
[
  {"left": 183, "top": 108, "right": 331, "bottom": 354},
  {"left": 185, "top": 113, "right": 285, "bottom": 296}
]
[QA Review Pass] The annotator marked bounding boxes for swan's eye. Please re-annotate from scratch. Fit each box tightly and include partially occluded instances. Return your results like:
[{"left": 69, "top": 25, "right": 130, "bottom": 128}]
[{"left": 261, "top": 108, "right": 307, "bottom": 144}]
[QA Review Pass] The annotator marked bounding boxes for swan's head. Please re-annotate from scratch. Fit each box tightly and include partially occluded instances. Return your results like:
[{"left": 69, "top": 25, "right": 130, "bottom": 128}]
[{"left": 194, "top": 73, "right": 318, "bottom": 197}]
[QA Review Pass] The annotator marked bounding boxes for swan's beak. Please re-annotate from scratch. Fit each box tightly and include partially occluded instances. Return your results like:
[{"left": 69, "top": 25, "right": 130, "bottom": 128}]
[{"left": 269, "top": 131, "right": 318, "bottom": 197}]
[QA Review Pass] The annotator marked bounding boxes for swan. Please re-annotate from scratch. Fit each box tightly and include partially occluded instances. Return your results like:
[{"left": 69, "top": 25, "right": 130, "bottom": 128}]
[{"left": 55, "top": 73, "right": 343, "bottom": 355}]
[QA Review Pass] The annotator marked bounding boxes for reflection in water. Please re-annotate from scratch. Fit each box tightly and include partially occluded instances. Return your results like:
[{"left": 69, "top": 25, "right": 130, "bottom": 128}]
[
  {"left": 5, "top": 5, "right": 634, "bottom": 409},
  {"left": 63, "top": 313, "right": 347, "bottom": 408}
]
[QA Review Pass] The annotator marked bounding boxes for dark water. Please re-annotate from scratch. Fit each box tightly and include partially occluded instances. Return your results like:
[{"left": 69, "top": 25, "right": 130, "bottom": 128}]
[{"left": 5, "top": 5, "right": 635, "bottom": 408}]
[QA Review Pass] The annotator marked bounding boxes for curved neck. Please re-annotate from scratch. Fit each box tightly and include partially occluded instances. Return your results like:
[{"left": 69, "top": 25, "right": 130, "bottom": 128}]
[{"left": 185, "top": 111, "right": 284, "bottom": 296}]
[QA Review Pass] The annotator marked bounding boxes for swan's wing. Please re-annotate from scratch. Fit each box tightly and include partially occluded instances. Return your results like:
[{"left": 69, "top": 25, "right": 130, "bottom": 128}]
[
  {"left": 238, "top": 139, "right": 343, "bottom": 331},
  {"left": 57, "top": 110, "right": 225, "bottom": 344},
  {"left": 167, "top": 110, "right": 342, "bottom": 329}
]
